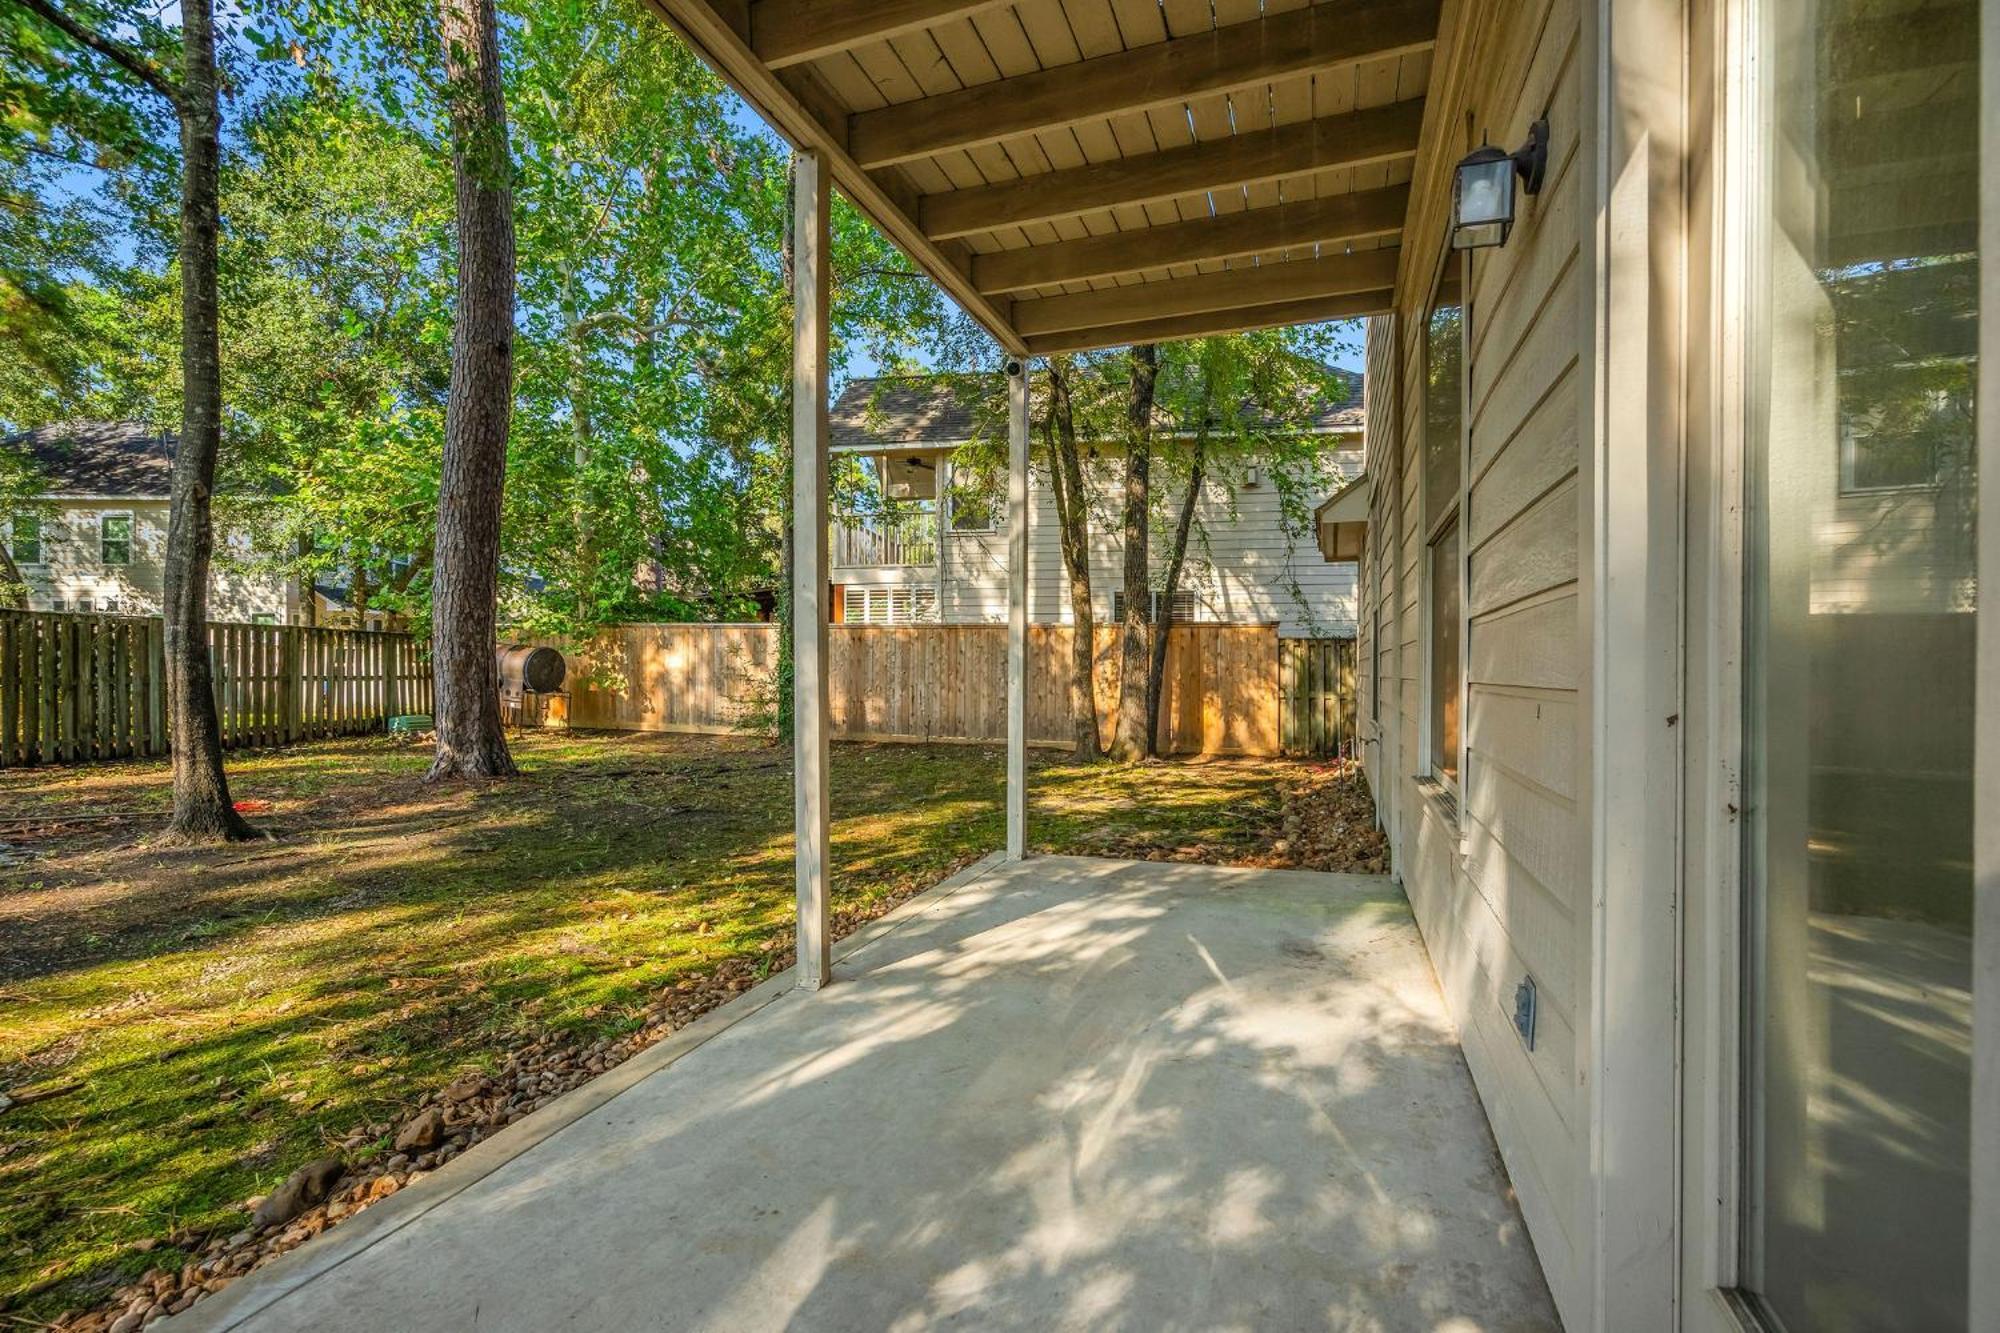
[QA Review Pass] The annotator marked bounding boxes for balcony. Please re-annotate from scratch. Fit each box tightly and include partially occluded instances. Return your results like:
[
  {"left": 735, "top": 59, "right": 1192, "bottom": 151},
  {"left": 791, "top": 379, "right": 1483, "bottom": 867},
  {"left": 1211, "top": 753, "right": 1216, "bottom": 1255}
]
[{"left": 831, "top": 509, "right": 938, "bottom": 568}]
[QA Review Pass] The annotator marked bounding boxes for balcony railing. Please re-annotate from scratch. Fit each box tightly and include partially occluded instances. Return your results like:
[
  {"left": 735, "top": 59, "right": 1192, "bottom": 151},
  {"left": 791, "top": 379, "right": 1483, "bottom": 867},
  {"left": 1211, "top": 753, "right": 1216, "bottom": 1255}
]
[{"left": 832, "top": 510, "right": 938, "bottom": 567}]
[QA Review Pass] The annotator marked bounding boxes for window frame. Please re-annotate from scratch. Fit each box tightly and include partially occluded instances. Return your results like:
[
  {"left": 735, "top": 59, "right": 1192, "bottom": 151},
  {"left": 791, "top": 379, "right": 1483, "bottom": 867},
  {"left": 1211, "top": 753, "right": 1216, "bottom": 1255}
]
[
  {"left": 942, "top": 455, "right": 1001, "bottom": 534},
  {"left": 1418, "top": 251, "right": 1470, "bottom": 801},
  {"left": 99, "top": 513, "right": 134, "bottom": 567},
  {"left": 1111, "top": 588, "right": 1203, "bottom": 625},
  {"left": 8, "top": 513, "right": 43, "bottom": 566}
]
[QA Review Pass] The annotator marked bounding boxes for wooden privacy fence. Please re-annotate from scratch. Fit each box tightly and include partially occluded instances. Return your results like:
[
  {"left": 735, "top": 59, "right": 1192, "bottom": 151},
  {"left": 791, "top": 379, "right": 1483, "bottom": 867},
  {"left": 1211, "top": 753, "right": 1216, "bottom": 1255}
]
[
  {"left": 1278, "top": 636, "right": 1358, "bottom": 757},
  {"left": 0, "top": 610, "right": 431, "bottom": 767},
  {"left": 557, "top": 622, "right": 1357, "bottom": 758}
]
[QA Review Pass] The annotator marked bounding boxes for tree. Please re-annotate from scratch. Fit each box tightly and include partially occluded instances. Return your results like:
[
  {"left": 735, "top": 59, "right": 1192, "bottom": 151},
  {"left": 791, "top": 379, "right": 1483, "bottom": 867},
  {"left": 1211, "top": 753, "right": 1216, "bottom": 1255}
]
[
  {"left": 1146, "top": 429, "right": 1204, "bottom": 758},
  {"left": 1039, "top": 356, "right": 1101, "bottom": 759},
  {"left": 12, "top": 0, "right": 257, "bottom": 839},
  {"left": 1141, "top": 330, "right": 1353, "bottom": 756},
  {"left": 425, "top": 0, "right": 516, "bottom": 780},
  {"left": 1109, "top": 342, "right": 1157, "bottom": 761}
]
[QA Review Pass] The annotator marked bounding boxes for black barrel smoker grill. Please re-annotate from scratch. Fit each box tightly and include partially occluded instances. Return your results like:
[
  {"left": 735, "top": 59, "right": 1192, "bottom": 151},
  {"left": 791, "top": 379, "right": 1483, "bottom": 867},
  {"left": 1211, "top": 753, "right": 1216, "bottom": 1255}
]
[{"left": 495, "top": 644, "right": 569, "bottom": 729}]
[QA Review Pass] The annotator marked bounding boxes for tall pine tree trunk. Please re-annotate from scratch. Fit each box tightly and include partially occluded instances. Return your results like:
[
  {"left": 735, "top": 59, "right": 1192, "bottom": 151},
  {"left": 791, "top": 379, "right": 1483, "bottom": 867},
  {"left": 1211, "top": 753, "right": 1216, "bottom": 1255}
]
[
  {"left": 427, "top": 0, "right": 517, "bottom": 781},
  {"left": 1146, "top": 433, "right": 1206, "bottom": 757},
  {"left": 1110, "top": 343, "right": 1156, "bottom": 761},
  {"left": 163, "top": 0, "right": 253, "bottom": 841},
  {"left": 1042, "top": 359, "right": 1099, "bottom": 759}
]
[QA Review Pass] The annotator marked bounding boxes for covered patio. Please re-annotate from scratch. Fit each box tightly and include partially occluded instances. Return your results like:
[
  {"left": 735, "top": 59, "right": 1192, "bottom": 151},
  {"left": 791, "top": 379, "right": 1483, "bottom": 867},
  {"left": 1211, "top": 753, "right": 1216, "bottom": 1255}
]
[
  {"left": 181, "top": 4, "right": 1557, "bottom": 1327},
  {"left": 179, "top": 855, "right": 1554, "bottom": 1331},
  {"left": 645, "top": 0, "right": 1441, "bottom": 987}
]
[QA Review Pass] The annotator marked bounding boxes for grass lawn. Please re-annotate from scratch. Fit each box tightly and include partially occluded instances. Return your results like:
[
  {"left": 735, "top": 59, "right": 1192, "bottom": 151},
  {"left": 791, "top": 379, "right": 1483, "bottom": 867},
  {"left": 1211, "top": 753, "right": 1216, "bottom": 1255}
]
[{"left": 0, "top": 730, "right": 1332, "bottom": 1319}]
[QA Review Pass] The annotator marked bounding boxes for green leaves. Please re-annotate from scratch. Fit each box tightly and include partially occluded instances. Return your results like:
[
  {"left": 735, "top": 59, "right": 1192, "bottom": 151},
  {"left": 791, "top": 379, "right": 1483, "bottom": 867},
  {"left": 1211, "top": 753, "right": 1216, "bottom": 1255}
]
[{"left": 3, "top": 0, "right": 978, "bottom": 638}]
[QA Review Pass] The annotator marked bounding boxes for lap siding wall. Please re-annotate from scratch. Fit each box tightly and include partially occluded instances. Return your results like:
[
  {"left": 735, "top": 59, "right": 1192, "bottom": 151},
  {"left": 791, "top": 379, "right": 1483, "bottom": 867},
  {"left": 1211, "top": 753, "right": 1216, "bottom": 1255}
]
[{"left": 1358, "top": 0, "right": 1592, "bottom": 1324}]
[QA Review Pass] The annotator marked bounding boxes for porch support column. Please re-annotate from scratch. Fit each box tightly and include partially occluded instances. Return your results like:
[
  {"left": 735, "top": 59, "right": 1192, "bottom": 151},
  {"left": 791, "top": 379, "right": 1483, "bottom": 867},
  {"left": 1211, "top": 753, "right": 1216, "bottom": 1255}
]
[
  {"left": 792, "top": 148, "right": 831, "bottom": 989},
  {"left": 1004, "top": 358, "right": 1029, "bottom": 860}
]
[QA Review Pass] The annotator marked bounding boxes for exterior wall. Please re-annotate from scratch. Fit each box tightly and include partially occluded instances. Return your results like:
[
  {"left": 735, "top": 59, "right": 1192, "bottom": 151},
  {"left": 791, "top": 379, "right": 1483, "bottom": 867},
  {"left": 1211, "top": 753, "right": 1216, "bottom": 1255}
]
[
  {"left": 1357, "top": 0, "right": 1594, "bottom": 1323},
  {"left": 5, "top": 498, "right": 291, "bottom": 621},
  {"left": 837, "top": 441, "right": 1363, "bottom": 638}
]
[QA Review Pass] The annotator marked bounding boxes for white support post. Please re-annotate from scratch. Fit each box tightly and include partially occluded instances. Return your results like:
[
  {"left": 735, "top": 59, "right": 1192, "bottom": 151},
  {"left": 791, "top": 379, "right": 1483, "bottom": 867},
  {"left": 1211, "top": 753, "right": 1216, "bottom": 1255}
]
[
  {"left": 1005, "top": 359, "right": 1029, "bottom": 860},
  {"left": 792, "top": 149, "right": 832, "bottom": 989}
]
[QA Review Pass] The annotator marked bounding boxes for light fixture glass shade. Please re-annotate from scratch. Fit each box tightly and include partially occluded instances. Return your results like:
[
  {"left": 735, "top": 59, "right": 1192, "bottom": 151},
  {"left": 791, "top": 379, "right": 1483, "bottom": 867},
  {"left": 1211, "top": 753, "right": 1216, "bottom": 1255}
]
[{"left": 1451, "top": 151, "right": 1515, "bottom": 250}]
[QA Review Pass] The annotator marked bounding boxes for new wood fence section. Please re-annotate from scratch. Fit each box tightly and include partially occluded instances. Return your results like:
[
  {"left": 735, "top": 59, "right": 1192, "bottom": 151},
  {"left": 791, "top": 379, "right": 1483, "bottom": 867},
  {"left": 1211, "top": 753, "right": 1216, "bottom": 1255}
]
[
  {"left": 0, "top": 610, "right": 431, "bottom": 767},
  {"left": 560, "top": 622, "right": 1354, "bottom": 758}
]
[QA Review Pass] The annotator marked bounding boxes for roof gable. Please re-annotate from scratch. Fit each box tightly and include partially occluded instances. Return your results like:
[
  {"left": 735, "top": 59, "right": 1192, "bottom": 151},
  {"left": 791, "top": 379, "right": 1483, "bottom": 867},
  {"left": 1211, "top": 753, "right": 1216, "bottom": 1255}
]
[{"left": 3, "top": 421, "right": 176, "bottom": 497}]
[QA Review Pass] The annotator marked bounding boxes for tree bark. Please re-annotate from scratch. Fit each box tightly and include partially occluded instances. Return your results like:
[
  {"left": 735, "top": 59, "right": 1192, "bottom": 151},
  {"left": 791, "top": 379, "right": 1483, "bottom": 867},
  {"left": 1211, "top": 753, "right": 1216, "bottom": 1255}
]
[
  {"left": 1110, "top": 343, "right": 1156, "bottom": 761},
  {"left": 163, "top": 0, "right": 253, "bottom": 841},
  {"left": 0, "top": 543, "right": 29, "bottom": 609},
  {"left": 427, "top": 0, "right": 518, "bottom": 781},
  {"left": 1041, "top": 358, "right": 1099, "bottom": 759},
  {"left": 1146, "top": 432, "right": 1206, "bottom": 758}
]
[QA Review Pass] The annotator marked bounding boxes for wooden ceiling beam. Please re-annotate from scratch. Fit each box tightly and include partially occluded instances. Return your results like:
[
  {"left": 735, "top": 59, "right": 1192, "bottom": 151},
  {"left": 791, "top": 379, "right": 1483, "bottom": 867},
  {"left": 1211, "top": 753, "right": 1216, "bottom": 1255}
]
[
  {"left": 972, "top": 183, "right": 1410, "bottom": 295},
  {"left": 1011, "top": 248, "right": 1401, "bottom": 337},
  {"left": 1022, "top": 289, "right": 1395, "bottom": 356},
  {"left": 918, "top": 99, "right": 1424, "bottom": 241},
  {"left": 749, "top": 0, "right": 1014, "bottom": 69},
  {"left": 848, "top": 0, "right": 1441, "bottom": 169}
]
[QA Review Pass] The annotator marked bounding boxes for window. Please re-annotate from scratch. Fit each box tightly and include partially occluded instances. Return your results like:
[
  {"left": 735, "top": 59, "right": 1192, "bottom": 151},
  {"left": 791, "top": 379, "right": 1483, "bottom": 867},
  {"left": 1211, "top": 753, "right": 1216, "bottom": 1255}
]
[
  {"left": 48, "top": 597, "right": 66, "bottom": 612},
  {"left": 1740, "top": 2, "right": 1977, "bottom": 1328},
  {"left": 100, "top": 515, "right": 132, "bottom": 566},
  {"left": 9, "top": 514, "right": 41, "bottom": 565},
  {"left": 100, "top": 598, "right": 120, "bottom": 615},
  {"left": 1111, "top": 589, "right": 1201, "bottom": 624},
  {"left": 1427, "top": 521, "right": 1460, "bottom": 783},
  {"left": 946, "top": 463, "right": 1001, "bottom": 532},
  {"left": 253, "top": 612, "right": 279, "bottom": 626},
  {"left": 840, "top": 585, "right": 937, "bottom": 624},
  {"left": 74, "top": 597, "right": 93, "bottom": 613},
  {"left": 1423, "top": 272, "right": 1465, "bottom": 788}
]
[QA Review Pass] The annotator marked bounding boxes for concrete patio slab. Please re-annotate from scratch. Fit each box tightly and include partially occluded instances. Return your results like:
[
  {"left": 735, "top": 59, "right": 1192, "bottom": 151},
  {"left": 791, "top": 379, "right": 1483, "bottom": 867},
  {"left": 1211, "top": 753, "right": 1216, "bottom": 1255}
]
[{"left": 178, "top": 854, "right": 1558, "bottom": 1332}]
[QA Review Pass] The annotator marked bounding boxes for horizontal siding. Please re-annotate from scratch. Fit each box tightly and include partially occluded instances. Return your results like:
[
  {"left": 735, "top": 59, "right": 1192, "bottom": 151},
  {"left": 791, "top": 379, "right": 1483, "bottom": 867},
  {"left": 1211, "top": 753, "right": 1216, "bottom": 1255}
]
[
  {"left": 870, "top": 447, "right": 1367, "bottom": 637},
  {"left": 1358, "top": 0, "right": 1592, "bottom": 1322}
]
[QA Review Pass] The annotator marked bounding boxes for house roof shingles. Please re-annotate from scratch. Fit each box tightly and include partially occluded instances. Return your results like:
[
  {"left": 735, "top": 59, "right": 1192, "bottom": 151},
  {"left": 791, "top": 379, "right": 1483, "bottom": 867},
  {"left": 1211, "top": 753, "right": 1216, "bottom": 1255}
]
[
  {"left": 2, "top": 421, "right": 175, "bottom": 497},
  {"left": 828, "top": 367, "right": 1364, "bottom": 451}
]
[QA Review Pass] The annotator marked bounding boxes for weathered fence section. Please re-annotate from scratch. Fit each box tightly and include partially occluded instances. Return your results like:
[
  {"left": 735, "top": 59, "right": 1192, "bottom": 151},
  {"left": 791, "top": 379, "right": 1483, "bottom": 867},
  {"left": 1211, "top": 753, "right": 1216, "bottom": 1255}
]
[
  {"left": 1278, "top": 636, "right": 1358, "bottom": 757},
  {"left": 558, "top": 621, "right": 1329, "bottom": 757},
  {"left": 0, "top": 610, "right": 430, "bottom": 766}
]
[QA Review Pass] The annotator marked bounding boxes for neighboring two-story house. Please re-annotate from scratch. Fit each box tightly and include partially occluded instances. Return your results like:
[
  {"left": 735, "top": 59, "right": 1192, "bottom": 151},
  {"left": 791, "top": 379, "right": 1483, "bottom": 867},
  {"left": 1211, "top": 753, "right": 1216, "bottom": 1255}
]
[
  {"left": 827, "top": 370, "right": 1363, "bottom": 638},
  {"left": 1, "top": 421, "right": 294, "bottom": 622}
]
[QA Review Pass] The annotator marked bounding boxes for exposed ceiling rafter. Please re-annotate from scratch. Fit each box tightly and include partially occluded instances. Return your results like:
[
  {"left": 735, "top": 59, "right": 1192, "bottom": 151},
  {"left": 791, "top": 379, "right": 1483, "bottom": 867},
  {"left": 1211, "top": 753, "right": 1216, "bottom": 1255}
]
[
  {"left": 749, "top": 0, "right": 1015, "bottom": 69},
  {"left": 972, "top": 183, "right": 1412, "bottom": 295},
  {"left": 917, "top": 99, "right": 1426, "bottom": 241},
  {"left": 1010, "top": 247, "right": 1403, "bottom": 337},
  {"left": 848, "top": 0, "right": 1442, "bottom": 169}
]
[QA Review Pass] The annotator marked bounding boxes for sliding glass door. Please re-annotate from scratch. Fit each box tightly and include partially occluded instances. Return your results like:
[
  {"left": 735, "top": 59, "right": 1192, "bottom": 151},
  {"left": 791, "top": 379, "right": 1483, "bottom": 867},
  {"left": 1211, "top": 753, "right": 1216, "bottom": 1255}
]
[{"left": 1741, "top": 0, "right": 1980, "bottom": 1328}]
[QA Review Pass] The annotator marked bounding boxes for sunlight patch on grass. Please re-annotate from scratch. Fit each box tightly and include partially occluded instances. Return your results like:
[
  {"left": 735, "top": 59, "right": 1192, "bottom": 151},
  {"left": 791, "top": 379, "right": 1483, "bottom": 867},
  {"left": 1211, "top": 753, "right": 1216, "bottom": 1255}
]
[{"left": 0, "top": 734, "right": 1303, "bottom": 1317}]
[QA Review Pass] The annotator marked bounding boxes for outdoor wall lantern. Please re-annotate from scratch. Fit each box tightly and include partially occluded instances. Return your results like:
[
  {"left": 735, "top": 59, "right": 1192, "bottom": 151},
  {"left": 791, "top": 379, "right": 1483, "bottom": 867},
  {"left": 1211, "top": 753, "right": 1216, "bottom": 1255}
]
[{"left": 1451, "top": 118, "right": 1549, "bottom": 250}]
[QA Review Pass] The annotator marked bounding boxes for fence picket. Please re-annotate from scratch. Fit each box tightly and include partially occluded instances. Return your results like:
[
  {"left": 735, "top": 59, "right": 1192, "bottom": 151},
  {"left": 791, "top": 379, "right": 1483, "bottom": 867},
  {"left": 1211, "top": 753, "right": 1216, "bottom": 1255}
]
[{"left": 0, "top": 611, "right": 424, "bottom": 766}]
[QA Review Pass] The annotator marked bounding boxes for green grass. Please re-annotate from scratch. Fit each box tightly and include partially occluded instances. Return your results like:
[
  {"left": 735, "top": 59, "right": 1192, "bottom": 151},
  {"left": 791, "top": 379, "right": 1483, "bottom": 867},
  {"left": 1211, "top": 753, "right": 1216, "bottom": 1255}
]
[{"left": 0, "top": 731, "right": 1295, "bottom": 1318}]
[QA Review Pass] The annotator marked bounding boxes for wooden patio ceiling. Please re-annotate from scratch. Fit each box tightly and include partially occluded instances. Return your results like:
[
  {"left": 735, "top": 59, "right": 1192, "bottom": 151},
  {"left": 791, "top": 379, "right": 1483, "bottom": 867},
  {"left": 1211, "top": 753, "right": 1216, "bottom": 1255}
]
[{"left": 645, "top": 0, "right": 1440, "bottom": 356}]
